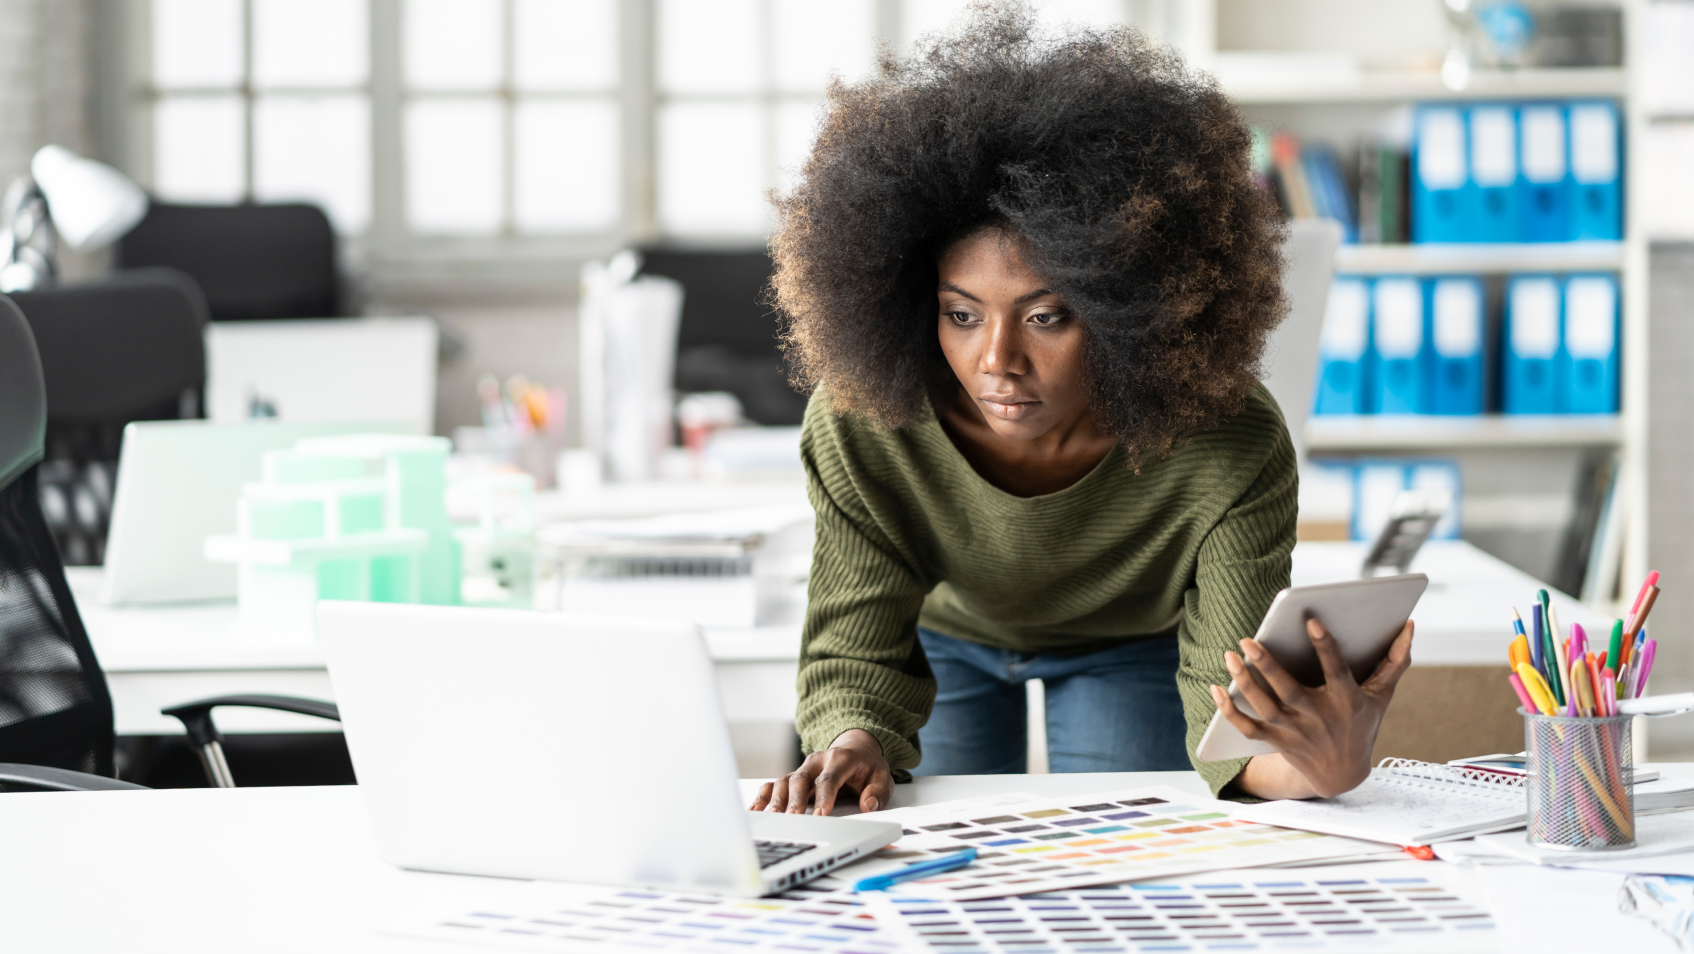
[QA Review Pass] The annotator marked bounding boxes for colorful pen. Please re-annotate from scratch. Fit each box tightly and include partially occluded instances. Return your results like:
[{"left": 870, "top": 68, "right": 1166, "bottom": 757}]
[
  {"left": 1637, "top": 640, "right": 1659, "bottom": 699},
  {"left": 854, "top": 848, "right": 978, "bottom": 891},
  {"left": 1609, "top": 620, "right": 1624, "bottom": 673},
  {"left": 1507, "top": 673, "right": 1538, "bottom": 713}
]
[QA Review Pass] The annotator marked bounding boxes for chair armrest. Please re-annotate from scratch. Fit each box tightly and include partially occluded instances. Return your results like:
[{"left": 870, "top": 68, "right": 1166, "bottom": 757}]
[
  {"left": 0, "top": 763, "right": 148, "bottom": 792},
  {"left": 161, "top": 694, "right": 340, "bottom": 748}
]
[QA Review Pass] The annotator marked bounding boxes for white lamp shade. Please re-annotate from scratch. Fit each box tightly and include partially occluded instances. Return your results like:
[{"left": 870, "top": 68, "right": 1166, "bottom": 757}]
[{"left": 30, "top": 145, "right": 149, "bottom": 250}]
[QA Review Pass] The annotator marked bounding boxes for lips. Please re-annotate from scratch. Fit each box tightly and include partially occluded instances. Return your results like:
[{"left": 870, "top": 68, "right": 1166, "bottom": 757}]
[{"left": 980, "top": 394, "right": 1038, "bottom": 420}]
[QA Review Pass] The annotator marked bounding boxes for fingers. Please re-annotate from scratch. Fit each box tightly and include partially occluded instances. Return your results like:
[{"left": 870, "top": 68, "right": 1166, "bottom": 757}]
[
  {"left": 1226, "top": 650, "right": 1285, "bottom": 723},
  {"left": 1362, "top": 620, "right": 1416, "bottom": 696},
  {"left": 1237, "top": 639, "right": 1305, "bottom": 707},
  {"left": 813, "top": 760, "right": 845, "bottom": 816},
  {"left": 1307, "top": 618, "right": 1359, "bottom": 690},
  {"left": 783, "top": 766, "right": 816, "bottom": 814},
  {"left": 858, "top": 768, "right": 894, "bottom": 814},
  {"left": 1211, "top": 684, "right": 1268, "bottom": 741},
  {"left": 763, "top": 775, "right": 788, "bottom": 812},
  {"left": 750, "top": 780, "right": 775, "bottom": 811}
]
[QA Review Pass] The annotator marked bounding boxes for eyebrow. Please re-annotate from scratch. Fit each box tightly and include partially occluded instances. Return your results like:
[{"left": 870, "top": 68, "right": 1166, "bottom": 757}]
[{"left": 939, "top": 283, "right": 1057, "bottom": 305}]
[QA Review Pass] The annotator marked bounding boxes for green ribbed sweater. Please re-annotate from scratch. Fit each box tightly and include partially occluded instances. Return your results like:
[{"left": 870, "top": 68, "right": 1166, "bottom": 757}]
[{"left": 796, "top": 384, "right": 1297, "bottom": 797}]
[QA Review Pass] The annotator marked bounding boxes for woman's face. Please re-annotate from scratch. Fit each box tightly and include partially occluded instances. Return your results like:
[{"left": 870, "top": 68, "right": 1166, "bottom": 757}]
[{"left": 936, "top": 228, "right": 1094, "bottom": 443}]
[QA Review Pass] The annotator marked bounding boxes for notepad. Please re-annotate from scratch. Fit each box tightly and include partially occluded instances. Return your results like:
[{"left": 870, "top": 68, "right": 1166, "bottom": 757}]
[
  {"left": 869, "top": 865, "right": 1496, "bottom": 954},
  {"left": 808, "top": 787, "right": 1388, "bottom": 902},
  {"left": 1234, "top": 759, "right": 1530, "bottom": 846}
]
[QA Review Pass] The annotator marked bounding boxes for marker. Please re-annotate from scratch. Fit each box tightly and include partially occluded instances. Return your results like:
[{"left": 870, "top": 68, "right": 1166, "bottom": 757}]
[
  {"left": 1636, "top": 640, "right": 1659, "bottom": 699},
  {"left": 1625, "top": 571, "right": 1661, "bottom": 631},
  {"left": 1507, "top": 673, "right": 1537, "bottom": 713},
  {"left": 1516, "top": 663, "right": 1556, "bottom": 716},
  {"left": 1608, "top": 621, "right": 1624, "bottom": 674},
  {"left": 853, "top": 848, "right": 978, "bottom": 891},
  {"left": 1627, "top": 586, "right": 1662, "bottom": 642}
]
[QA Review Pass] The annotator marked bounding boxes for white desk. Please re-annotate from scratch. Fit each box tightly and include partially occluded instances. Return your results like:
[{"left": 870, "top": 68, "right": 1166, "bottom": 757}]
[
  {"left": 72, "top": 540, "right": 1599, "bottom": 736},
  {"left": 4, "top": 770, "right": 1685, "bottom": 954}
]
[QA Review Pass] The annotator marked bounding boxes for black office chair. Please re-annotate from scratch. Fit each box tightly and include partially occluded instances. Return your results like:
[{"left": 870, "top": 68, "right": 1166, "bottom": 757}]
[
  {"left": 116, "top": 201, "right": 340, "bottom": 322},
  {"left": 10, "top": 268, "right": 209, "bottom": 566},
  {"left": 636, "top": 247, "right": 808, "bottom": 426},
  {"left": 0, "top": 296, "right": 340, "bottom": 792}
]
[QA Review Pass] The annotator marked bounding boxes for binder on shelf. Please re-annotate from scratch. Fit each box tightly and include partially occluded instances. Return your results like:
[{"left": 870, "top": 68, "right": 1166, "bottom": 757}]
[
  {"left": 1467, "top": 105, "right": 1520, "bottom": 242},
  {"left": 1313, "top": 276, "right": 1372, "bottom": 415},
  {"left": 1559, "top": 273, "right": 1620, "bottom": 414},
  {"left": 1428, "top": 276, "right": 1486, "bottom": 415},
  {"left": 1518, "top": 104, "right": 1569, "bottom": 242},
  {"left": 1568, "top": 101, "right": 1622, "bottom": 241},
  {"left": 1504, "top": 275, "right": 1561, "bottom": 413},
  {"left": 1412, "top": 106, "right": 1468, "bottom": 243},
  {"left": 1370, "top": 277, "right": 1427, "bottom": 414}
]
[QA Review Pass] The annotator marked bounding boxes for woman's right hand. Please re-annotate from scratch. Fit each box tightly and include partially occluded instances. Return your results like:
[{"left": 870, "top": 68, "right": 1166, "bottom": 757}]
[{"left": 750, "top": 728, "right": 895, "bottom": 815}]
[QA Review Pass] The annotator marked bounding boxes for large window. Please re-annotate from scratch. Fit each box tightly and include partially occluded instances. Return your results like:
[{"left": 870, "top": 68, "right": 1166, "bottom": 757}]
[{"left": 139, "top": 0, "right": 1137, "bottom": 253}]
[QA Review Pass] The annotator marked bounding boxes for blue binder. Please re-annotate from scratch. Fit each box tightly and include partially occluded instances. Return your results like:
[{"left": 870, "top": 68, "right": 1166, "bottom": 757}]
[
  {"left": 1313, "top": 277, "right": 1371, "bottom": 415},
  {"left": 1559, "top": 273, "right": 1620, "bottom": 413},
  {"left": 1467, "top": 105, "right": 1520, "bottom": 242},
  {"left": 1370, "top": 277, "right": 1427, "bottom": 414},
  {"left": 1504, "top": 275, "right": 1561, "bottom": 413},
  {"left": 1413, "top": 106, "right": 1468, "bottom": 243},
  {"left": 1568, "top": 101, "right": 1622, "bottom": 241},
  {"left": 1428, "top": 276, "right": 1486, "bottom": 415},
  {"left": 1518, "top": 104, "right": 1569, "bottom": 242}
]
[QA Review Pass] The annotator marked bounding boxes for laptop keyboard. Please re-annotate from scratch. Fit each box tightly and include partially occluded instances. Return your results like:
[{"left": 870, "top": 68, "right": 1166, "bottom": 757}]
[{"left": 755, "top": 839, "right": 817, "bottom": 869}]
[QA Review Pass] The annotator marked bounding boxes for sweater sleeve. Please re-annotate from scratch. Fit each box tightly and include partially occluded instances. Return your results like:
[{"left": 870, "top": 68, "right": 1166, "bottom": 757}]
[
  {"left": 794, "top": 400, "right": 935, "bottom": 780},
  {"left": 1176, "top": 409, "right": 1299, "bottom": 798}
]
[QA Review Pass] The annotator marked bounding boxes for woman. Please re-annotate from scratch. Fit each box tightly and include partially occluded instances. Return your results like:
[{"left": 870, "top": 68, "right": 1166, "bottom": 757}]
[{"left": 751, "top": 7, "right": 1412, "bottom": 813}]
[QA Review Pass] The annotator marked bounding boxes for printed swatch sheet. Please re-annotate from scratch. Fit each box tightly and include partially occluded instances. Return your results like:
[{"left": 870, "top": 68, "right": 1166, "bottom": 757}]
[
  {"left": 871, "top": 866, "right": 1497, "bottom": 953},
  {"left": 387, "top": 887, "right": 899, "bottom": 953},
  {"left": 811, "top": 787, "right": 1389, "bottom": 901}
]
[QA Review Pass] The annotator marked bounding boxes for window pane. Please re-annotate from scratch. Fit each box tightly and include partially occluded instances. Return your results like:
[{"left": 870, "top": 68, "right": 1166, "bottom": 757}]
[
  {"left": 902, "top": 0, "right": 972, "bottom": 46},
  {"left": 406, "top": 98, "right": 503, "bottom": 234},
  {"left": 254, "top": 95, "right": 371, "bottom": 233},
  {"left": 775, "top": 100, "right": 822, "bottom": 190},
  {"left": 515, "top": 99, "right": 620, "bottom": 233},
  {"left": 1035, "top": 0, "right": 1127, "bottom": 31},
  {"left": 514, "top": 0, "right": 618, "bottom": 91},
  {"left": 658, "top": 102, "right": 765, "bottom": 235},
  {"left": 252, "top": 0, "right": 369, "bottom": 88},
  {"left": 152, "top": 0, "right": 243, "bottom": 89},
  {"left": 773, "top": 0, "right": 875, "bottom": 92},
  {"left": 657, "top": 0, "right": 759, "bottom": 94},
  {"left": 404, "top": 0, "right": 502, "bottom": 90},
  {"left": 153, "top": 96, "right": 245, "bottom": 201}
]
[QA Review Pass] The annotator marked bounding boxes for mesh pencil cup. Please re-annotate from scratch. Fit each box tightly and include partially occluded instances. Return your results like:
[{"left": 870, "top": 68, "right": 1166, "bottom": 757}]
[{"left": 1523, "top": 709, "right": 1635, "bottom": 851}]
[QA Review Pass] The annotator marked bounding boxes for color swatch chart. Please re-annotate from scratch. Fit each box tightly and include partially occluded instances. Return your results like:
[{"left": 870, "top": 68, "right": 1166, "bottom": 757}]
[
  {"left": 389, "top": 887, "right": 898, "bottom": 953},
  {"left": 811, "top": 788, "right": 1389, "bottom": 901},
  {"left": 872, "top": 868, "right": 1496, "bottom": 953}
]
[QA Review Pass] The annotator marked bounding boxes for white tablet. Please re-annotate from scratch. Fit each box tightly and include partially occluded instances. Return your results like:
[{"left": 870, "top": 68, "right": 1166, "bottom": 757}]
[{"left": 1195, "top": 573, "right": 1429, "bottom": 762}]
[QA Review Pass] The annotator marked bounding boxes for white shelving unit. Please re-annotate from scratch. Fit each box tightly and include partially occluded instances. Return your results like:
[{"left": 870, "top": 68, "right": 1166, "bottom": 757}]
[
  {"left": 1215, "top": 0, "right": 1648, "bottom": 615},
  {"left": 1306, "top": 414, "right": 1623, "bottom": 452}
]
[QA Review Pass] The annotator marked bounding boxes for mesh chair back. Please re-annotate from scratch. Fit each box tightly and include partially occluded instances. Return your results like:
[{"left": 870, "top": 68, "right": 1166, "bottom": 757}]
[
  {"left": 0, "top": 297, "right": 114, "bottom": 777},
  {"left": 9, "top": 269, "right": 208, "bottom": 564}
]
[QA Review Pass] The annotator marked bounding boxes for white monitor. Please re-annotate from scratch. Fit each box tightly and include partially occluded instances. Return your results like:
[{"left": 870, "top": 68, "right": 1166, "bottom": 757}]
[
  {"left": 101, "top": 420, "right": 410, "bottom": 605},
  {"left": 205, "top": 316, "right": 438, "bottom": 435}
]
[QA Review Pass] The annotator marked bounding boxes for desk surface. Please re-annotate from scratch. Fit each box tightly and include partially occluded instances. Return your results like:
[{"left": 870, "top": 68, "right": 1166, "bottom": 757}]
[
  {"left": 0, "top": 772, "right": 1198, "bottom": 954},
  {"left": 6, "top": 769, "right": 1686, "bottom": 954}
]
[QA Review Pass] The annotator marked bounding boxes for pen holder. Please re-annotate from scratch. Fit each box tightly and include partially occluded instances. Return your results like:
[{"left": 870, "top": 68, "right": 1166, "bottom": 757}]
[{"left": 1523, "top": 710, "right": 1635, "bottom": 851}]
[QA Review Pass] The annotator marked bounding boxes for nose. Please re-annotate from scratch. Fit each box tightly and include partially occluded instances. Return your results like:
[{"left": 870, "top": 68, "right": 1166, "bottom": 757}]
[{"left": 980, "top": 315, "right": 1029, "bottom": 376}]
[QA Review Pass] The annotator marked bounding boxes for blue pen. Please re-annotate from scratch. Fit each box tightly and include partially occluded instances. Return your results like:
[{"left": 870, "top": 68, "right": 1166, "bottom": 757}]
[{"left": 853, "top": 848, "right": 977, "bottom": 891}]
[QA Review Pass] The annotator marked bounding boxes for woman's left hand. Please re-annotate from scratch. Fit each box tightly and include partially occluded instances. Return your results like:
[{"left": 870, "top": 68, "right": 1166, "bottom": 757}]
[{"left": 1211, "top": 618, "right": 1414, "bottom": 799}]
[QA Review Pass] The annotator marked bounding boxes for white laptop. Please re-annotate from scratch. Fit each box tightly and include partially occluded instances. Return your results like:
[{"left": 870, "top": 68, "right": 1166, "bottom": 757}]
[
  {"left": 205, "top": 316, "right": 438, "bottom": 434},
  {"left": 101, "top": 420, "right": 411, "bottom": 604},
  {"left": 317, "top": 601, "right": 902, "bottom": 897}
]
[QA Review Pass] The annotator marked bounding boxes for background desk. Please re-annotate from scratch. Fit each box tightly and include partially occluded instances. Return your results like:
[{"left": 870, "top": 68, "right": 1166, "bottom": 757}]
[{"left": 70, "top": 539, "right": 1605, "bottom": 773}]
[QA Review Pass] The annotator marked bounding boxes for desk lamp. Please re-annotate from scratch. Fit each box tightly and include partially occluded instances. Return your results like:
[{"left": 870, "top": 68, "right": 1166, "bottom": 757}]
[{"left": 0, "top": 145, "right": 148, "bottom": 292}]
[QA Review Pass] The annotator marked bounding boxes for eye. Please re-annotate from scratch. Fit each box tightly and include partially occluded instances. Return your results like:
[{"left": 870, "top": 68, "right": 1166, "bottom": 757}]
[
  {"left": 1029, "top": 311, "right": 1067, "bottom": 326},
  {"left": 947, "top": 310, "right": 979, "bottom": 325}
]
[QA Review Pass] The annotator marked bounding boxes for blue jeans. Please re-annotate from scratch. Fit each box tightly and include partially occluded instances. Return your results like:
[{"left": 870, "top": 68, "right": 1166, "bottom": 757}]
[{"left": 913, "top": 627, "right": 1190, "bottom": 775}]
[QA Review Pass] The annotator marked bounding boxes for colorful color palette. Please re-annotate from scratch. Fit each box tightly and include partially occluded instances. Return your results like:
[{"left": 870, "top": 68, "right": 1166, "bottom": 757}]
[
  {"left": 391, "top": 887, "right": 901, "bottom": 953},
  {"left": 811, "top": 787, "right": 1391, "bottom": 901},
  {"left": 872, "top": 866, "right": 1496, "bottom": 953}
]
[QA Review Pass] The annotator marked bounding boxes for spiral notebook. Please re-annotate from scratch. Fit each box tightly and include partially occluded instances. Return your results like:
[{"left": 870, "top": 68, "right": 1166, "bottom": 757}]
[{"left": 1233, "top": 759, "right": 1527, "bottom": 846}]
